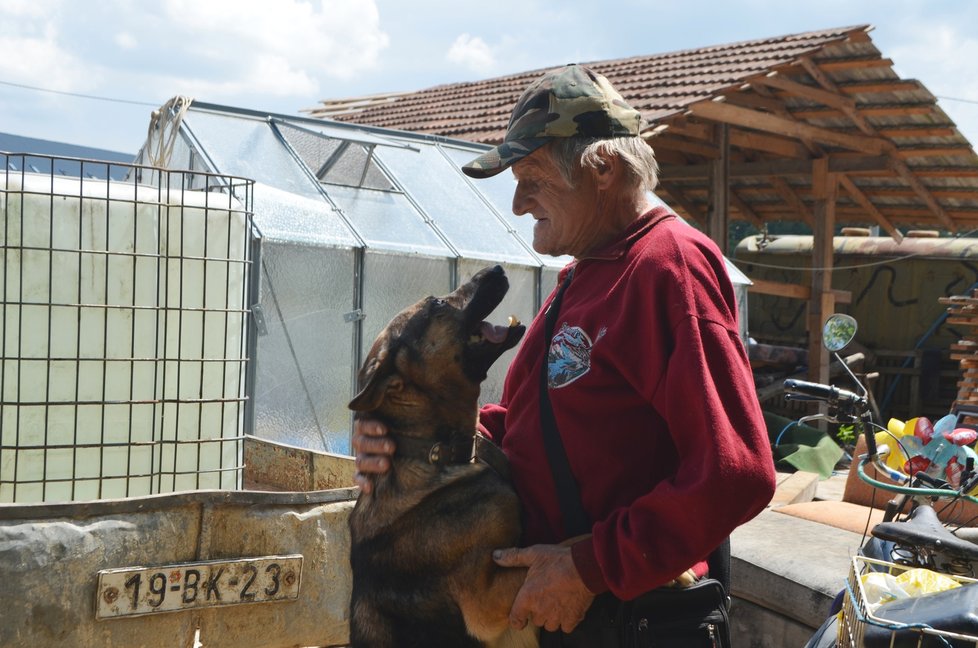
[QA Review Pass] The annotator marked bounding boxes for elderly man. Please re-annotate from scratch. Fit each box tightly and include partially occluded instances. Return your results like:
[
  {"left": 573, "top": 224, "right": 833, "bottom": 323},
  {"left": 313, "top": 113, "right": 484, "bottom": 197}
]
[{"left": 354, "top": 64, "right": 775, "bottom": 646}]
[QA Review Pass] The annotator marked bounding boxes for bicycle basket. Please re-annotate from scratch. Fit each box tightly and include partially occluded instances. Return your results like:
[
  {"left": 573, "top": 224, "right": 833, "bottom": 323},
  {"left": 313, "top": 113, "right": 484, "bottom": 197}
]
[{"left": 840, "top": 556, "right": 978, "bottom": 648}]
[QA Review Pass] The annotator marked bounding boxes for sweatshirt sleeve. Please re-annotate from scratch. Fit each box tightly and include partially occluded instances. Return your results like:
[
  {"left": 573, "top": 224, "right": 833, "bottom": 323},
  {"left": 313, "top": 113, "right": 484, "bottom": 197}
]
[
  {"left": 477, "top": 402, "right": 508, "bottom": 444},
  {"left": 589, "top": 316, "right": 776, "bottom": 598}
]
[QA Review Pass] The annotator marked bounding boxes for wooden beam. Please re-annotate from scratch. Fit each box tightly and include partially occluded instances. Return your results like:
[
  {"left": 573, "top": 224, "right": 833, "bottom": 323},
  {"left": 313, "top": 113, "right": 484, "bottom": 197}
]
[
  {"left": 799, "top": 56, "right": 877, "bottom": 138},
  {"left": 895, "top": 145, "right": 976, "bottom": 159},
  {"left": 652, "top": 135, "right": 720, "bottom": 159},
  {"left": 749, "top": 83, "right": 823, "bottom": 156},
  {"left": 659, "top": 182, "right": 706, "bottom": 225},
  {"left": 837, "top": 80, "right": 923, "bottom": 94},
  {"left": 752, "top": 73, "right": 856, "bottom": 111},
  {"left": 838, "top": 174, "right": 904, "bottom": 243},
  {"left": 729, "top": 190, "right": 764, "bottom": 228},
  {"left": 688, "top": 100, "right": 890, "bottom": 155},
  {"left": 790, "top": 104, "right": 934, "bottom": 120},
  {"left": 816, "top": 57, "right": 894, "bottom": 72},
  {"left": 810, "top": 157, "right": 838, "bottom": 385},
  {"left": 659, "top": 154, "right": 891, "bottom": 180},
  {"left": 889, "top": 158, "right": 958, "bottom": 231},
  {"left": 876, "top": 125, "right": 958, "bottom": 138},
  {"left": 798, "top": 56, "right": 958, "bottom": 233},
  {"left": 747, "top": 278, "right": 851, "bottom": 304},
  {"left": 770, "top": 176, "right": 814, "bottom": 225},
  {"left": 729, "top": 128, "right": 809, "bottom": 158},
  {"left": 655, "top": 121, "right": 713, "bottom": 141},
  {"left": 723, "top": 91, "right": 787, "bottom": 114},
  {"left": 708, "top": 124, "right": 730, "bottom": 253}
]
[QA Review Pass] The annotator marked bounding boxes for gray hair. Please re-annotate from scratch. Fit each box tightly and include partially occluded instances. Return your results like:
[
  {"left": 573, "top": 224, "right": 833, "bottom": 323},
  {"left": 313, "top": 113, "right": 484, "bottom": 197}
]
[{"left": 548, "top": 136, "right": 659, "bottom": 193}]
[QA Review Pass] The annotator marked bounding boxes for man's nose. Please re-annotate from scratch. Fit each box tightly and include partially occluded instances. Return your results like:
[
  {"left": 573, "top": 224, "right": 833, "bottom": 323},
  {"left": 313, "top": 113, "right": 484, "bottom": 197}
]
[{"left": 512, "top": 184, "right": 530, "bottom": 215}]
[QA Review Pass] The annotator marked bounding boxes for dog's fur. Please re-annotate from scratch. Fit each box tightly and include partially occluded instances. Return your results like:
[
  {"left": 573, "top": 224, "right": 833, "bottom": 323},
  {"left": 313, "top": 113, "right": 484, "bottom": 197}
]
[{"left": 348, "top": 265, "right": 537, "bottom": 648}]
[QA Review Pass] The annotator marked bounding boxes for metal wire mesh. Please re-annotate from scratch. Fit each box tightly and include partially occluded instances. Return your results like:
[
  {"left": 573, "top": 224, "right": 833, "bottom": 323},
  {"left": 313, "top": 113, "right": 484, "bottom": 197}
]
[{"left": 1, "top": 152, "right": 256, "bottom": 503}]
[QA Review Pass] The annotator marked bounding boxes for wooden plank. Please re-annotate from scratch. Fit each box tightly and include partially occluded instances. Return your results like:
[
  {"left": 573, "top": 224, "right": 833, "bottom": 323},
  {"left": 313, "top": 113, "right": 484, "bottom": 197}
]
[
  {"left": 876, "top": 125, "right": 958, "bottom": 138},
  {"left": 895, "top": 146, "right": 975, "bottom": 159},
  {"left": 837, "top": 80, "right": 923, "bottom": 94},
  {"left": 790, "top": 104, "right": 934, "bottom": 119},
  {"left": 652, "top": 135, "right": 720, "bottom": 158},
  {"left": 659, "top": 154, "right": 892, "bottom": 180},
  {"left": 838, "top": 174, "right": 904, "bottom": 243},
  {"left": 747, "top": 278, "right": 851, "bottom": 304},
  {"left": 771, "top": 176, "right": 814, "bottom": 225},
  {"left": 729, "top": 129, "right": 809, "bottom": 158},
  {"left": 816, "top": 57, "right": 894, "bottom": 72},
  {"left": 658, "top": 182, "right": 706, "bottom": 225},
  {"left": 729, "top": 190, "right": 764, "bottom": 228},
  {"left": 889, "top": 157, "right": 958, "bottom": 232},
  {"left": 687, "top": 100, "right": 891, "bottom": 155},
  {"left": 752, "top": 73, "right": 855, "bottom": 111}
]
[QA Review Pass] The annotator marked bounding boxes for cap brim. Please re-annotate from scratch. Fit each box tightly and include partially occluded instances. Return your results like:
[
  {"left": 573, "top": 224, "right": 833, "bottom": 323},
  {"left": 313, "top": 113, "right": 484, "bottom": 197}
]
[{"left": 461, "top": 137, "right": 552, "bottom": 179}]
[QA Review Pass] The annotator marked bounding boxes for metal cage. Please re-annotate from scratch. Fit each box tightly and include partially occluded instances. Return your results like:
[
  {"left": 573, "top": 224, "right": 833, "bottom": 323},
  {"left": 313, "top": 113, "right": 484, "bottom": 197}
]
[{"left": 1, "top": 152, "right": 257, "bottom": 503}]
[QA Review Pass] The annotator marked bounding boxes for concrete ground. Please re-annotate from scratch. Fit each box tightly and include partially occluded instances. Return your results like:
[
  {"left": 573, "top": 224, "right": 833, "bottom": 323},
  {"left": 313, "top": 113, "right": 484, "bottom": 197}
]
[{"left": 729, "top": 471, "right": 865, "bottom": 647}]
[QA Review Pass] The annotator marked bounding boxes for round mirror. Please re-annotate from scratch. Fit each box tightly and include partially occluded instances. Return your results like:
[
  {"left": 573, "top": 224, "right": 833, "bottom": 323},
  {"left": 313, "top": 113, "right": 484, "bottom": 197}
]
[{"left": 822, "top": 314, "right": 858, "bottom": 353}]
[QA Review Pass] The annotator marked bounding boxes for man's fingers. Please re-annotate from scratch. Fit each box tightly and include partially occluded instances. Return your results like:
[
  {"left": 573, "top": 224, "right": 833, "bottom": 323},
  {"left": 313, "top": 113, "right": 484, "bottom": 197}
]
[{"left": 492, "top": 547, "right": 526, "bottom": 567}]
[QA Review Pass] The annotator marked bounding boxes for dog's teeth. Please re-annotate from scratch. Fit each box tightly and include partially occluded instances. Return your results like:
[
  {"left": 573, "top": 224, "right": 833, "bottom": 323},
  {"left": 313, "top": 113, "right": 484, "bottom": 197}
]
[
  {"left": 469, "top": 334, "right": 483, "bottom": 343},
  {"left": 508, "top": 315, "right": 521, "bottom": 327}
]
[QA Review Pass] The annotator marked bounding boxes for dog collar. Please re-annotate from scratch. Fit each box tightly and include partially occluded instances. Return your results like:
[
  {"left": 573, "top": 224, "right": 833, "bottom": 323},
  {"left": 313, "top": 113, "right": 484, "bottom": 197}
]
[{"left": 392, "top": 432, "right": 475, "bottom": 466}]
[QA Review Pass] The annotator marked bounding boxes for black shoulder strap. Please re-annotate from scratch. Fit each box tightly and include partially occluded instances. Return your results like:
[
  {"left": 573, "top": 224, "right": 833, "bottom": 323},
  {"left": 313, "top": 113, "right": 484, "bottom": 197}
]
[
  {"left": 539, "top": 266, "right": 591, "bottom": 538},
  {"left": 539, "top": 266, "right": 731, "bottom": 587}
]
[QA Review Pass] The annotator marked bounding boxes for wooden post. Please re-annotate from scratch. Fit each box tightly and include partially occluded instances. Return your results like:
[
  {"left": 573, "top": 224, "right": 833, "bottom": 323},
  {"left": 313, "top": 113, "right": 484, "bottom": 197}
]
[
  {"left": 809, "top": 157, "right": 838, "bottom": 385},
  {"left": 708, "top": 124, "right": 730, "bottom": 253}
]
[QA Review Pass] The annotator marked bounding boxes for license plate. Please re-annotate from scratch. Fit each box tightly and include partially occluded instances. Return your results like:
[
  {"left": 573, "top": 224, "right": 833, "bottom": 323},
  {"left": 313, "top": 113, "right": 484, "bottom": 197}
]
[{"left": 95, "top": 554, "right": 302, "bottom": 619}]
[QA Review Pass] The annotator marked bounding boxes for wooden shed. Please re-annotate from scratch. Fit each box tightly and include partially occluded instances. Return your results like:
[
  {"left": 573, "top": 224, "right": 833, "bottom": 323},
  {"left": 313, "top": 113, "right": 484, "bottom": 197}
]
[{"left": 304, "top": 25, "right": 978, "bottom": 386}]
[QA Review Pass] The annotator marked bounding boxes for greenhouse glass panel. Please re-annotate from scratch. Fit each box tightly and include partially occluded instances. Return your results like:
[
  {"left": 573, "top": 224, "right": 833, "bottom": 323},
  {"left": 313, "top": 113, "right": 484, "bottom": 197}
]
[
  {"left": 252, "top": 242, "right": 356, "bottom": 454},
  {"left": 327, "top": 184, "right": 452, "bottom": 256},
  {"left": 252, "top": 184, "right": 360, "bottom": 247},
  {"left": 376, "top": 145, "right": 537, "bottom": 264},
  {"left": 441, "top": 145, "right": 570, "bottom": 268},
  {"left": 360, "top": 252, "right": 452, "bottom": 365},
  {"left": 183, "top": 110, "right": 324, "bottom": 200},
  {"left": 275, "top": 123, "right": 395, "bottom": 191}
]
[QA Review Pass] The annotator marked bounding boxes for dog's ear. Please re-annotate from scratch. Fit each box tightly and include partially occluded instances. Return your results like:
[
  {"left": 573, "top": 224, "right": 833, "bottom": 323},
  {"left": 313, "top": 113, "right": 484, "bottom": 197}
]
[
  {"left": 349, "top": 347, "right": 403, "bottom": 412},
  {"left": 349, "top": 373, "right": 403, "bottom": 412}
]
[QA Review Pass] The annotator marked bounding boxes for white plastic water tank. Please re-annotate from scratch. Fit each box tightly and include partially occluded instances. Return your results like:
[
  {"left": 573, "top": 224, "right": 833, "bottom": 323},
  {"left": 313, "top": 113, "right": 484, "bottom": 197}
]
[{"left": 1, "top": 171, "right": 251, "bottom": 502}]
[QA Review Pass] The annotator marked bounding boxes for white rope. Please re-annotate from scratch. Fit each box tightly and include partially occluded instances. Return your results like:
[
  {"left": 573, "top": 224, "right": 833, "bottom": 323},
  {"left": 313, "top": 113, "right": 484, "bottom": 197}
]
[{"left": 147, "top": 95, "right": 193, "bottom": 168}]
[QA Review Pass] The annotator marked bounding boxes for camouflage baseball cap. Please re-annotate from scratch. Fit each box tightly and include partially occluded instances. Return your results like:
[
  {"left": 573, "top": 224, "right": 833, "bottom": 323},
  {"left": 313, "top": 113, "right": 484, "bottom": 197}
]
[{"left": 462, "top": 64, "right": 642, "bottom": 179}]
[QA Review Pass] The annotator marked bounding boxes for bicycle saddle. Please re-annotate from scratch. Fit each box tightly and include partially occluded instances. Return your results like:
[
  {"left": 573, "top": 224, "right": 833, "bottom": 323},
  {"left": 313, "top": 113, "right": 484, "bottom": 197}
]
[{"left": 871, "top": 504, "right": 978, "bottom": 562}]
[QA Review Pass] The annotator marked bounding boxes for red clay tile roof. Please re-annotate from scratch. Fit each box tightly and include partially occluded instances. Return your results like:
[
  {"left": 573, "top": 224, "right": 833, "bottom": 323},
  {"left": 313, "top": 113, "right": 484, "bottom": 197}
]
[
  {"left": 305, "top": 25, "right": 869, "bottom": 142},
  {"left": 305, "top": 25, "right": 978, "bottom": 235}
]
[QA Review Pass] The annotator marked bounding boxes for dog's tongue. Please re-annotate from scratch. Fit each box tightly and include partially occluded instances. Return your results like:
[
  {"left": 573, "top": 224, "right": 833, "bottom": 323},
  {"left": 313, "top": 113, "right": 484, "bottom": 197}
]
[{"left": 481, "top": 321, "right": 509, "bottom": 344}]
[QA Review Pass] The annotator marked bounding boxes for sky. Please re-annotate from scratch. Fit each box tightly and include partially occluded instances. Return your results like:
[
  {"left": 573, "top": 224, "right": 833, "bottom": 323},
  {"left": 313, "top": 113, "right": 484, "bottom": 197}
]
[{"left": 1, "top": 0, "right": 977, "bottom": 156}]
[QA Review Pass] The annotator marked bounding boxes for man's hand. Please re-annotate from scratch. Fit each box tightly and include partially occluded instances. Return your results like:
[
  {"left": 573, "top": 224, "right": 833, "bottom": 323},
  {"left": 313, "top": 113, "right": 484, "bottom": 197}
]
[
  {"left": 493, "top": 544, "right": 595, "bottom": 633},
  {"left": 351, "top": 419, "right": 395, "bottom": 494}
]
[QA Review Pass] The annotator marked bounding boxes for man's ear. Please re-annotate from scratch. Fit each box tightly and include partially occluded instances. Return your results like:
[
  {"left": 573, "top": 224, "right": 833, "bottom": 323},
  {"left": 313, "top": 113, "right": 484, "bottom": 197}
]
[{"left": 593, "top": 150, "right": 618, "bottom": 190}]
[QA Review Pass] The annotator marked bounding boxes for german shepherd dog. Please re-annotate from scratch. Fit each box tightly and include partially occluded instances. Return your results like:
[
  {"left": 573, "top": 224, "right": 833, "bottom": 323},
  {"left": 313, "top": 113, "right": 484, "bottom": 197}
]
[{"left": 348, "top": 265, "right": 538, "bottom": 648}]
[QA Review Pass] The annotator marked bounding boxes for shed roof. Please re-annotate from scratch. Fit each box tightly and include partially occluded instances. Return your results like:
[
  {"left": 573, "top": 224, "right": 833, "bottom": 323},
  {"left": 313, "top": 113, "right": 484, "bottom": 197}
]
[{"left": 304, "top": 25, "right": 978, "bottom": 239}]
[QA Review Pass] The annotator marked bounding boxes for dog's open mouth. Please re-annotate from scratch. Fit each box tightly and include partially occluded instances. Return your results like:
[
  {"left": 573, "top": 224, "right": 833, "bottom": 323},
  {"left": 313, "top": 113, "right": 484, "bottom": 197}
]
[{"left": 471, "top": 315, "right": 522, "bottom": 346}]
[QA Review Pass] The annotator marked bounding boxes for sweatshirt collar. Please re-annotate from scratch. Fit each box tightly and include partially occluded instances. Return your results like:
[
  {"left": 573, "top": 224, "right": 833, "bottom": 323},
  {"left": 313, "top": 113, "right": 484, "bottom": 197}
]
[{"left": 561, "top": 206, "right": 674, "bottom": 277}]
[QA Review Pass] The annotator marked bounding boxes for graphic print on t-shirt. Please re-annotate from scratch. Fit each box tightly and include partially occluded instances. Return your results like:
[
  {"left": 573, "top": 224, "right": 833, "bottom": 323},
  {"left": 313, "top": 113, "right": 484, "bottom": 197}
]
[{"left": 548, "top": 323, "right": 605, "bottom": 388}]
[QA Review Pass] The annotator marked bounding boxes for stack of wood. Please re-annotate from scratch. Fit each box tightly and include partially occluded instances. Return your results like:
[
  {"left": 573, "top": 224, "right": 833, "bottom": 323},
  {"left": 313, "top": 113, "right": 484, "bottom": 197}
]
[{"left": 941, "top": 288, "right": 978, "bottom": 410}]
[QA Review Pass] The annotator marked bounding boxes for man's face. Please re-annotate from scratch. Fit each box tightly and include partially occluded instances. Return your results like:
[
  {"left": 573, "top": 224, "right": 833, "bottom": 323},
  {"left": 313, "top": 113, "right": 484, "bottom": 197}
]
[{"left": 510, "top": 146, "right": 604, "bottom": 258}]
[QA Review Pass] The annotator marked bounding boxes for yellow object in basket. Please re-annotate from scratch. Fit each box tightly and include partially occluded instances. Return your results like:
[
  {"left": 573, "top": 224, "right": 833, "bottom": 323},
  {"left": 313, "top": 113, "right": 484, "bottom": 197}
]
[{"left": 894, "top": 567, "right": 961, "bottom": 597}]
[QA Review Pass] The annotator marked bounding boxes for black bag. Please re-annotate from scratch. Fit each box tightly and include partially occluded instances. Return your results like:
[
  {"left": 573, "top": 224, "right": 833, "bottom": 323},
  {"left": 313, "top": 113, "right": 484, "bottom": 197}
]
[
  {"left": 542, "top": 578, "right": 730, "bottom": 647},
  {"left": 623, "top": 578, "right": 731, "bottom": 648}
]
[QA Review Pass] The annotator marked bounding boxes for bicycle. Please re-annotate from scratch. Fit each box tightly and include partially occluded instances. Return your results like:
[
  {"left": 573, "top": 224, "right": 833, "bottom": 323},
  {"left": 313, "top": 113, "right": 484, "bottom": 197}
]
[{"left": 789, "top": 314, "right": 978, "bottom": 647}]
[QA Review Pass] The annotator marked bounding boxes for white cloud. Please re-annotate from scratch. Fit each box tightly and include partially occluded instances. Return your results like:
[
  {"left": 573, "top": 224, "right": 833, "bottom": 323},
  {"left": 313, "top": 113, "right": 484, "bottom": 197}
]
[
  {"left": 0, "top": 7, "right": 92, "bottom": 92},
  {"left": 114, "top": 31, "right": 137, "bottom": 50},
  {"left": 446, "top": 33, "right": 496, "bottom": 73},
  {"left": 151, "top": 0, "right": 390, "bottom": 98}
]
